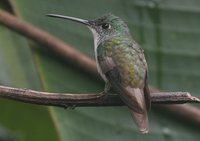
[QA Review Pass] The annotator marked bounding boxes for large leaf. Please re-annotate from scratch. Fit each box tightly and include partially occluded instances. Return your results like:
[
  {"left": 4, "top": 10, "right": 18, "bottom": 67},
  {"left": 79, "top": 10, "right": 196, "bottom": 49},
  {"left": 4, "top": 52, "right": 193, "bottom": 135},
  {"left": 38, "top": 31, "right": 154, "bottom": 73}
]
[
  {"left": 0, "top": 125, "right": 14, "bottom": 141},
  {"left": 2, "top": 0, "right": 200, "bottom": 141},
  {"left": 0, "top": 10, "right": 59, "bottom": 141}
]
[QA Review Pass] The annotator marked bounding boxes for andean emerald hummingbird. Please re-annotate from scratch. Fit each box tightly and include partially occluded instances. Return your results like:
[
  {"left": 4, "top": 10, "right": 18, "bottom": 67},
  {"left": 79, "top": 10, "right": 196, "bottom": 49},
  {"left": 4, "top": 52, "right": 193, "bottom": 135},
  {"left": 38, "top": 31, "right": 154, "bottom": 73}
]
[{"left": 47, "top": 13, "right": 151, "bottom": 133}]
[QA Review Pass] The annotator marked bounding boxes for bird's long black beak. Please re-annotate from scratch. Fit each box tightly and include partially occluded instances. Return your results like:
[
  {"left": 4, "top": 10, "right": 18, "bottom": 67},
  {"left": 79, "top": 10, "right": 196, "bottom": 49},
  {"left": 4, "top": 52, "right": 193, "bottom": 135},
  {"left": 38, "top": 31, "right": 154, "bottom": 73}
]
[{"left": 46, "top": 14, "right": 90, "bottom": 26}]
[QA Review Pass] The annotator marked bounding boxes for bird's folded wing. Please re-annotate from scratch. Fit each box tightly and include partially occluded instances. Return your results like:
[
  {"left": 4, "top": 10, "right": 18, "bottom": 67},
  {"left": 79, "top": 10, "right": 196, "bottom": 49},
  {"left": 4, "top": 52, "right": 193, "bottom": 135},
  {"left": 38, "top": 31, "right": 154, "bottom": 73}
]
[{"left": 98, "top": 56, "right": 144, "bottom": 114}]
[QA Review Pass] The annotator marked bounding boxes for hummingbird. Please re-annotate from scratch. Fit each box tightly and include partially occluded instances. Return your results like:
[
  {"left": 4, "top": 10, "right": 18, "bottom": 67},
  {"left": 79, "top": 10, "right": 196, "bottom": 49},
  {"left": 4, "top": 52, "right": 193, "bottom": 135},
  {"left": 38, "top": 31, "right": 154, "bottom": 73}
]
[{"left": 47, "top": 13, "right": 151, "bottom": 133}]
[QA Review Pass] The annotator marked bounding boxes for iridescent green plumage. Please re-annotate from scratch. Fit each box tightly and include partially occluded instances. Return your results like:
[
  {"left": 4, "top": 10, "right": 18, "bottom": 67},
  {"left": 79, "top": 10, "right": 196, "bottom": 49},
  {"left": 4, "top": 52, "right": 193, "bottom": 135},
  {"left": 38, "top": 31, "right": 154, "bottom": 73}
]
[
  {"left": 94, "top": 14, "right": 150, "bottom": 133},
  {"left": 47, "top": 13, "right": 150, "bottom": 134},
  {"left": 98, "top": 36, "right": 147, "bottom": 88}
]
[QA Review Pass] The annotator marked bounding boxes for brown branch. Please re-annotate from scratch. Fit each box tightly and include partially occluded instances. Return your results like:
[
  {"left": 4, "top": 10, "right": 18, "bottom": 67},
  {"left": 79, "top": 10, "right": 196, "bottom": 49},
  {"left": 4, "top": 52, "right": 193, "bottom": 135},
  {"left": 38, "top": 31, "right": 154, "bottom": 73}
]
[
  {"left": 0, "top": 8, "right": 97, "bottom": 76},
  {"left": 0, "top": 86, "right": 199, "bottom": 108},
  {"left": 150, "top": 88, "right": 200, "bottom": 125},
  {"left": 0, "top": 9, "right": 200, "bottom": 125}
]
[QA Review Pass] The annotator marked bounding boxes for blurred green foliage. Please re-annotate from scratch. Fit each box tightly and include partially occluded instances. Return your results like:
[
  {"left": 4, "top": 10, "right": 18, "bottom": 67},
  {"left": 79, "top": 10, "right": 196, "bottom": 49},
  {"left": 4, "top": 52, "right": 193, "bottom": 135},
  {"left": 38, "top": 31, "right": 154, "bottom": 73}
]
[
  {"left": 0, "top": 125, "right": 14, "bottom": 141},
  {"left": 0, "top": 0, "right": 200, "bottom": 141}
]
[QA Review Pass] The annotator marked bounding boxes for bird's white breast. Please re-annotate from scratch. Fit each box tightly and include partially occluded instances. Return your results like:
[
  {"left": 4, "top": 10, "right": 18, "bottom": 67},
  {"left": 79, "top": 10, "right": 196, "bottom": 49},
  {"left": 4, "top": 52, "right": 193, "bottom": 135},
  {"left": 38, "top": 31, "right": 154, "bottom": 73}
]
[{"left": 89, "top": 26, "right": 108, "bottom": 82}]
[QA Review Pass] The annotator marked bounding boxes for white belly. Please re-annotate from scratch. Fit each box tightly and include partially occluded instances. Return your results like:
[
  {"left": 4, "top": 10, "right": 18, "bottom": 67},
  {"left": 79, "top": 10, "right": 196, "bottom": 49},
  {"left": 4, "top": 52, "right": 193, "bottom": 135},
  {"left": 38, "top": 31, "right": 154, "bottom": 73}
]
[
  {"left": 94, "top": 42, "right": 107, "bottom": 82},
  {"left": 90, "top": 27, "right": 108, "bottom": 82},
  {"left": 95, "top": 51, "right": 107, "bottom": 82}
]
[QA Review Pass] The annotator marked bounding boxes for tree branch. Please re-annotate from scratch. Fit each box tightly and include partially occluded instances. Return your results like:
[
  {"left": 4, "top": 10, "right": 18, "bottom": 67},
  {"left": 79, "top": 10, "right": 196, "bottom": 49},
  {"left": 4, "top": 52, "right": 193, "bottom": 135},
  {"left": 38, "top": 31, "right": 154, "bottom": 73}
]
[
  {"left": 0, "top": 9, "right": 200, "bottom": 125},
  {"left": 0, "top": 8, "right": 97, "bottom": 76},
  {"left": 0, "top": 86, "right": 199, "bottom": 108}
]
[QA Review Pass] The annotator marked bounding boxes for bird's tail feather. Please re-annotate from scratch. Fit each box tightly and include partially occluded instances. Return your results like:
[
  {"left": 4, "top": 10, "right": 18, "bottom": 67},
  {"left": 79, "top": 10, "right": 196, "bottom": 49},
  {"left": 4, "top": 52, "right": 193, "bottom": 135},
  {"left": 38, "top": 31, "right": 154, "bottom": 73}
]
[
  {"left": 127, "top": 88, "right": 149, "bottom": 133},
  {"left": 105, "top": 71, "right": 149, "bottom": 133},
  {"left": 130, "top": 109, "right": 149, "bottom": 134}
]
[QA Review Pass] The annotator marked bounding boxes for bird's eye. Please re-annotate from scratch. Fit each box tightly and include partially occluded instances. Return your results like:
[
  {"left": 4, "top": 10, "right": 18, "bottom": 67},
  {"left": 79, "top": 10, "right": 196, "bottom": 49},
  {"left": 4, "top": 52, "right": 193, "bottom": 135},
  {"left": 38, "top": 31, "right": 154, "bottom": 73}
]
[{"left": 101, "top": 23, "right": 111, "bottom": 29}]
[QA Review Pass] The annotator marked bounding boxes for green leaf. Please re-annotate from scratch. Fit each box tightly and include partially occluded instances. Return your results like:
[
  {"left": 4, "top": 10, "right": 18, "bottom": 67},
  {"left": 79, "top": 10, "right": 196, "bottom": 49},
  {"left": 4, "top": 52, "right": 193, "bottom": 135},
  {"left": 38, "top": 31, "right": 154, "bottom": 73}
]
[
  {"left": 0, "top": 126, "right": 14, "bottom": 141},
  {"left": 2, "top": 0, "right": 200, "bottom": 141},
  {"left": 0, "top": 14, "right": 59, "bottom": 141}
]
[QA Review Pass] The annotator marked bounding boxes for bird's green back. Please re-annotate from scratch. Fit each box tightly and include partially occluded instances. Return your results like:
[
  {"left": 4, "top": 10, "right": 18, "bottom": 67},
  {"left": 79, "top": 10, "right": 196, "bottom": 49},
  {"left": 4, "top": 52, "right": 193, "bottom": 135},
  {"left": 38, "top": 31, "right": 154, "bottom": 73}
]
[{"left": 97, "top": 36, "right": 147, "bottom": 88}]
